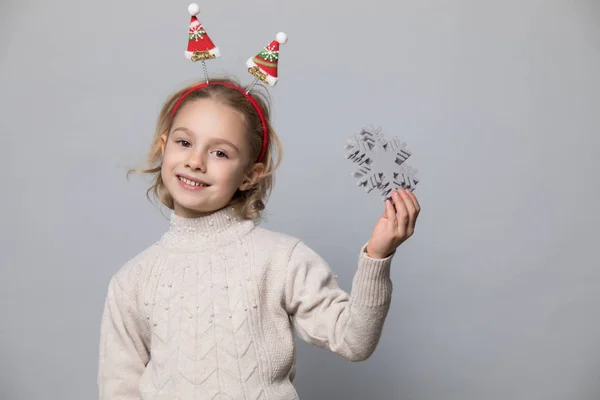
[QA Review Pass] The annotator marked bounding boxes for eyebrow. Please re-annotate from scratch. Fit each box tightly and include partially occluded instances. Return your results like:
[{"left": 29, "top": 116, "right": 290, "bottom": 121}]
[{"left": 171, "top": 127, "right": 240, "bottom": 153}]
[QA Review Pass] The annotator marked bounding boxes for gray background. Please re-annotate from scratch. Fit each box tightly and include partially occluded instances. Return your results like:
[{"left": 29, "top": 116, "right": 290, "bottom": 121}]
[{"left": 2, "top": 0, "right": 599, "bottom": 399}]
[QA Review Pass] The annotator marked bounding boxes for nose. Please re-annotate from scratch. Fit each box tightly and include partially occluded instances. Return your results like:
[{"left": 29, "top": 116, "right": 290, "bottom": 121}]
[{"left": 185, "top": 150, "right": 206, "bottom": 172}]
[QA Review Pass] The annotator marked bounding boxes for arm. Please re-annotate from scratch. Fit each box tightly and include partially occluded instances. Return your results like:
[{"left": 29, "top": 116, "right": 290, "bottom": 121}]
[
  {"left": 284, "top": 188, "right": 421, "bottom": 362},
  {"left": 98, "top": 276, "right": 150, "bottom": 399},
  {"left": 284, "top": 241, "right": 394, "bottom": 362}
]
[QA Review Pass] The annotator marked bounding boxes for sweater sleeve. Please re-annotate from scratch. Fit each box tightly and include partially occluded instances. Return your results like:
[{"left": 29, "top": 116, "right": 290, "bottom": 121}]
[
  {"left": 284, "top": 241, "right": 394, "bottom": 362},
  {"left": 98, "top": 275, "right": 150, "bottom": 399}
]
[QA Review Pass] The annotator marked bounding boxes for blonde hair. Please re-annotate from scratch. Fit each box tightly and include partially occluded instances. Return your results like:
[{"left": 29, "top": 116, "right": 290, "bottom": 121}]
[{"left": 128, "top": 76, "right": 282, "bottom": 222}]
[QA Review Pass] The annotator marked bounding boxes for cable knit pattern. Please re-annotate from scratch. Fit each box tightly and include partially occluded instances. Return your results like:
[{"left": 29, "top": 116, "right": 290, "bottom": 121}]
[{"left": 98, "top": 206, "right": 394, "bottom": 399}]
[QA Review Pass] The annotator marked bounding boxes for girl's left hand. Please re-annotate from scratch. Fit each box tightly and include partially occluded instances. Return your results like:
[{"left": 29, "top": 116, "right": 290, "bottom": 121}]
[{"left": 366, "top": 188, "right": 421, "bottom": 259}]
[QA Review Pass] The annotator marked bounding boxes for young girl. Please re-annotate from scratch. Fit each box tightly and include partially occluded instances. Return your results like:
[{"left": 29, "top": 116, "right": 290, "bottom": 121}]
[{"left": 98, "top": 77, "right": 420, "bottom": 399}]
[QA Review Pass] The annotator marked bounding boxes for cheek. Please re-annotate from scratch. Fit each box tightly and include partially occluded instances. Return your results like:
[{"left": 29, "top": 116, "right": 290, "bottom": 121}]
[
  {"left": 217, "top": 163, "right": 247, "bottom": 186},
  {"left": 160, "top": 162, "right": 170, "bottom": 185},
  {"left": 160, "top": 151, "right": 182, "bottom": 183},
  {"left": 162, "top": 147, "right": 183, "bottom": 169}
]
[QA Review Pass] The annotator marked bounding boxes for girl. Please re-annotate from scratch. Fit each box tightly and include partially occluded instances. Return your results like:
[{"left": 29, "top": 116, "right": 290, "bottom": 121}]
[{"left": 98, "top": 77, "right": 420, "bottom": 399}]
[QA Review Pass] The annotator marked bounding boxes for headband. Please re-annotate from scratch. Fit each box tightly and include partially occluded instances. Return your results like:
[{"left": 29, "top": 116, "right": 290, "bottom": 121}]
[{"left": 169, "top": 3, "right": 287, "bottom": 164}]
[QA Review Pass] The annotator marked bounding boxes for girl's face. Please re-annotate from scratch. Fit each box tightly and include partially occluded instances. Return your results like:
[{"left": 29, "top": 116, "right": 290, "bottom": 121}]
[{"left": 160, "top": 98, "right": 262, "bottom": 218}]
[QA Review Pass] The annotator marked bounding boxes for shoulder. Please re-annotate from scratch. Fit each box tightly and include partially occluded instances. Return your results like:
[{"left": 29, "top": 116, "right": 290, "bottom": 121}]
[
  {"left": 247, "top": 226, "right": 309, "bottom": 267},
  {"left": 250, "top": 226, "right": 302, "bottom": 252},
  {"left": 249, "top": 226, "right": 327, "bottom": 266},
  {"left": 109, "top": 243, "right": 160, "bottom": 295}
]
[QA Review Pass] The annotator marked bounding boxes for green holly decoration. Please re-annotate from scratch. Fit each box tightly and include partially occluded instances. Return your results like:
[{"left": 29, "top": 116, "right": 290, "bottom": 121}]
[
  {"left": 189, "top": 29, "right": 206, "bottom": 41},
  {"left": 258, "top": 48, "right": 278, "bottom": 62}
]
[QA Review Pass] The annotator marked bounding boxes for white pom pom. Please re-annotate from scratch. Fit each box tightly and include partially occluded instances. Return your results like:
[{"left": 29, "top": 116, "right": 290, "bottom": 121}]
[
  {"left": 188, "top": 3, "right": 200, "bottom": 16},
  {"left": 276, "top": 32, "right": 288, "bottom": 44}
]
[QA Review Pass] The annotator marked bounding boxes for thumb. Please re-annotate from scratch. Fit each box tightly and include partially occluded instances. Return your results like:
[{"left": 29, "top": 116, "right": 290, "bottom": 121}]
[
  {"left": 385, "top": 199, "right": 397, "bottom": 229},
  {"left": 380, "top": 200, "right": 389, "bottom": 219}
]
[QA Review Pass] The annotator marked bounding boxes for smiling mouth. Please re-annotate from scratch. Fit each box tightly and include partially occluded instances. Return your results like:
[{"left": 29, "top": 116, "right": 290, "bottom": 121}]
[{"left": 177, "top": 175, "right": 210, "bottom": 187}]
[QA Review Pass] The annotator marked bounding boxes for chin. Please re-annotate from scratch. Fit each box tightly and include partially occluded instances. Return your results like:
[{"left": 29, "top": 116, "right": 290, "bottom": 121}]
[{"left": 167, "top": 181, "right": 234, "bottom": 214}]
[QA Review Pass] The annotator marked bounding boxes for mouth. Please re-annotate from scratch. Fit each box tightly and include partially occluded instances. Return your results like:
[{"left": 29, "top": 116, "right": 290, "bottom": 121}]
[{"left": 177, "top": 174, "right": 210, "bottom": 188}]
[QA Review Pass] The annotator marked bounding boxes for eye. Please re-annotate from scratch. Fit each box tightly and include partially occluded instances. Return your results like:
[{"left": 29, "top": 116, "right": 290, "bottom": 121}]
[
  {"left": 212, "top": 150, "right": 228, "bottom": 158},
  {"left": 175, "top": 139, "right": 191, "bottom": 147}
]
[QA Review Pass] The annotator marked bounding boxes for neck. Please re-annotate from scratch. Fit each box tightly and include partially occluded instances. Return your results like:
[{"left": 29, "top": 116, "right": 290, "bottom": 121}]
[{"left": 159, "top": 206, "right": 256, "bottom": 250}]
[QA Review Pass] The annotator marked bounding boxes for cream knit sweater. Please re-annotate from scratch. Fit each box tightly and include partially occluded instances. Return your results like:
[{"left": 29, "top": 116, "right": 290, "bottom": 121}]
[{"left": 98, "top": 206, "right": 394, "bottom": 399}]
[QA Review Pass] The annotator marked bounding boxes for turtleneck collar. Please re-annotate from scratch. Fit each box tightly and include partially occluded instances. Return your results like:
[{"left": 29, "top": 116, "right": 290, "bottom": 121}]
[{"left": 158, "top": 206, "right": 256, "bottom": 251}]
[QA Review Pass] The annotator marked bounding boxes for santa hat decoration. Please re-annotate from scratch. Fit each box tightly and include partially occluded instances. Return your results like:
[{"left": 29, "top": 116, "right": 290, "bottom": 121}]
[
  {"left": 246, "top": 32, "right": 287, "bottom": 86},
  {"left": 185, "top": 3, "right": 220, "bottom": 61}
]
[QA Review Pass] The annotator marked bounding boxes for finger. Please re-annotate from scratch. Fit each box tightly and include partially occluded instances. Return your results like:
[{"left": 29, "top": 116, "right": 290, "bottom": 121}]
[
  {"left": 391, "top": 190, "right": 409, "bottom": 233},
  {"left": 398, "top": 189, "right": 417, "bottom": 235}
]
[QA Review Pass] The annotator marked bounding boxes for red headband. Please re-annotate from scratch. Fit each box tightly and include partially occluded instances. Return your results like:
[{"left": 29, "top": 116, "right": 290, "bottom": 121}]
[{"left": 169, "top": 82, "right": 269, "bottom": 163}]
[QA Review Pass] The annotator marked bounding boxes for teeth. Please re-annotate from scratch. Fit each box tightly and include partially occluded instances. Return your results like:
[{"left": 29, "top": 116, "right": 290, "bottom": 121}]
[{"left": 178, "top": 176, "right": 207, "bottom": 187}]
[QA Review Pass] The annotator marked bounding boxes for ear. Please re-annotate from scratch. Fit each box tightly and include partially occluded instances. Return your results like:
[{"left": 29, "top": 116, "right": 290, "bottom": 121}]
[
  {"left": 239, "top": 163, "right": 266, "bottom": 191},
  {"left": 160, "top": 132, "right": 168, "bottom": 155}
]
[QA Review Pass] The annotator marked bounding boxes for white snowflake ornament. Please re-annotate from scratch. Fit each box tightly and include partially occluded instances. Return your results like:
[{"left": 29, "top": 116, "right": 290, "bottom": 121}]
[{"left": 345, "top": 125, "right": 419, "bottom": 202}]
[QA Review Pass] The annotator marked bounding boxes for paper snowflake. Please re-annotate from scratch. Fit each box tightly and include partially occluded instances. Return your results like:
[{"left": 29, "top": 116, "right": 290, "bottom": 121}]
[{"left": 345, "top": 125, "right": 419, "bottom": 202}]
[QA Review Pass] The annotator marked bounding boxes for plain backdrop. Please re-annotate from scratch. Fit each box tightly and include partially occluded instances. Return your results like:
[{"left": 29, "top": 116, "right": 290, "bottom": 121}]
[{"left": 2, "top": 0, "right": 600, "bottom": 399}]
